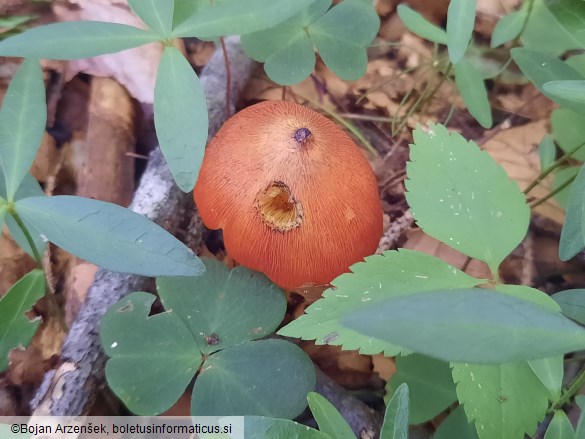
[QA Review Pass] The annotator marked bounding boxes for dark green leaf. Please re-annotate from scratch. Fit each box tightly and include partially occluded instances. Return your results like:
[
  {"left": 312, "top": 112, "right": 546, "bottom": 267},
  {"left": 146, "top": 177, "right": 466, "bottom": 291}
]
[
  {"left": 523, "top": 0, "right": 578, "bottom": 56},
  {"left": 191, "top": 340, "right": 315, "bottom": 418},
  {"left": 101, "top": 292, "right": 201, "bottom": 415},
  {"left": 454, "top": 58, "right": 493, "bottom": 128},
  {"left": 539, "top": 135, "right": 557, "bottom": 170},
  {"left": 551, "top": 109, "right": 585, "bottom": 161},
  {"left": 0, "top": 269, "right": 45, "bottom": 372},
  {"left": 0, "top": 21, "right": 159, "bottom": 59},
  {"left": 545, "top": 0, "right": 585, "bottom": 50},
  {"left": 396, "top": 4, "right": 447, "bottom": 44},
  {"left": 15, "top": 196, "right": 205, "bottom": 277},
  {"left": 491, "top": 10, "right": 526, "bottom": 48},
  {"left": 560, "top": 165, "right": 585, "bottom": 260},
  {"left": 446, "top": 0, "right": 476, "bottom": 63},
  {"left": 128, "top": 0, "right": 174, "bottom": 38},
  {"left": 386, "top": 354, "right": 456, "bottom": 424},
  {"left": 433, "top": 406, "right": 479, "bottom": 439},
  {"left": 553, "top": 166, "right": 579, "bottom": 208},
  {"left": 243, "top": 416, "right": 329, "bottom": 439},
  {"left": 0, "top": 59, "right": 46, "bottom": 201},
  {"left": 405, "top": 124, "right": 529, "bottom": 272},
  {"left": 528, "top": 356, "right": 564, "bottom": 401},
  {"left": 154, "top": 46, "right": 207, "bottom": 192},
  {"left": 495, "top": 284, "right": 561, "bottom": 312},
  {"left": 576, "top": 396, "right": 585, "bottom": 438},
  {"left": 380, "top": 383, "right": 409, "bottom": 439},
  {"left": 157, "top": 259, "right": 286, "bottom": 355},
  {"left": 343, "top": 288, "right": 585, "bottom": 364},
  {"left": 544, "top": 410, "right": 575, "bottom": 439},
  {"left": 544, "top": 80, "right": 585, "bottom": 112},
  {"left": 307, "top": 392, "right": 355, "bottom": 438},
  {"left": 553, "top": 289, "right": 585, "bottom": 324}
]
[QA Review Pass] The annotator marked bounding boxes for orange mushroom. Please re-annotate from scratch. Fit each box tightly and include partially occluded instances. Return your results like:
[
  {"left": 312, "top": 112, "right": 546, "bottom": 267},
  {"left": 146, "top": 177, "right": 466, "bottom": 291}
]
[{"left": 194, "top": 100, "right": 383, "bottom": 291}]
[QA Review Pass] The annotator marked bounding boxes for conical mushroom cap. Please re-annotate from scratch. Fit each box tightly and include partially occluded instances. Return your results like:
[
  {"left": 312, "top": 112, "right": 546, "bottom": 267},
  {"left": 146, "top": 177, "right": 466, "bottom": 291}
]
[{"left": 194, "top": 100, "right": 383, "bottom": 290}]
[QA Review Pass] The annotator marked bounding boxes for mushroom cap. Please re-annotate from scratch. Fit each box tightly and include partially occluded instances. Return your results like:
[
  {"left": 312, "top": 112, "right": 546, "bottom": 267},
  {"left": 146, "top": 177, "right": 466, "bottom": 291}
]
[{"left": 194, "top": 100, "right": 383, "bottom": 290}]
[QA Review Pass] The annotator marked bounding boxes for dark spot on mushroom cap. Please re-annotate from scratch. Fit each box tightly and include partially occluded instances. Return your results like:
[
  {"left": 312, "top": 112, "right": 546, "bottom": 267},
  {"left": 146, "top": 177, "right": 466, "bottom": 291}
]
[{"left": 293, "top": 127, "right": 312, "bottom": 145}]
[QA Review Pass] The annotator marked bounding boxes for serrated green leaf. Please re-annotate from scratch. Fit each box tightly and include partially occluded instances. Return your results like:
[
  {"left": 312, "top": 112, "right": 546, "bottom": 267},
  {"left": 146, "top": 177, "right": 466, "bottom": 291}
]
[
  {"left": 544, "top": 80, "right": 585, "bottom": 112},
  {"left": 553, "top": 166, "right": 579, "bottom": 208},
  {"left": 544, "top": 410, "right": 575, "bottom": 439},
  {"left": 343, "top": 288, "right": 585, "bottom": 364},
  {"left": 452, "top": 361, "right": 549, "bottom": 439},
  {"left": 434, "top": 406, "right": 479, "bottom": 439},
  {"left": 405, "top": 123, "right": 529, "bottom": 272},
  {"left": 380, "top": 383, "right": 409, "bottom": 439},
  {"left": 545, "top": 0, "right": 585, "bottom": 50},
  {"left": 560, "top": 165, "right": 585, "bottom": 260},
  {"left": 15, "top": 195, "right": 204, "bottom": 277},
  {"left": 446, "top": 0, "right": 476, "bottom": 63},
  {"left": 309, "top": 0, "right": 379, "bottom": 80},
  {"left": 0, "top": 21, "right": 158, "bottom": 59},
  {"left": 172, "top": 0, "right": 318, "bottom": 38},
  {"left": 0, "top": 269, "right": 45, "bottom": 372},
  {"left": 157, "top": 259, "right": 285, "bottom": 355},
  {"left": 101, "top": 292, "right": 201, "bottom": 415},
  {"left": 307, "top": 392, "right": 355, "bottom": 438},
  {"left": 128, "top": 0, "right": 174, "bottom": 38},
  {"left": 396, "top": 4, "right": 447, "bottom": 44},
  {"left": 243, "top": 416, "right": 329, "bottom": 439},
  {"left": 454, "top": 58, "right": 493, "bottom": 128},
  {"left": 0, "top": 59, "right": 46, "bottom": 201},
  {"left": 539, "top": 135, "right": 557, "bottom": 171},
  {"left": 522, "top": 0, "right": 578, "bottom": 56},
  {"left": 154, "top": 46, "right": 207, "bottom": 192},
  {"left": 491, "top": 10, "right": 526, "bottom": 48},
  {"left": 386, "top": 354, "right": 456, "bottom": 425},
  {"left": 511, "top": 48, "right": 585, "bottom": 114},
  {"left": 552, "top": 289, "right": 585, "bottom": 324},
  {"left": 495, "top": 284, "right": 561, "bottom": 312},
  {"left": 278, "top": 249, "right": 483, "bottom": 356},
  {"left": 528, "top": 356, "right": 563, "bottom": 401},
  {"left": 551, "top": 109, "right": 585, "bottom": 161},
  {"left": 191, "top": 340, "right": 315, "bottom": 418}
]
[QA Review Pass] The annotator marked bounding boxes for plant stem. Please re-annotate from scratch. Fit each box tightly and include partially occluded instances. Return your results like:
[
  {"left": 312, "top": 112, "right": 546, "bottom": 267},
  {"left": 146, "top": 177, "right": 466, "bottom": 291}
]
[
  {"left": 551, "top": 365, "right": 585, "bottom": 411},
  {"left": 220, "top": 37, "right": 231, "bottom": 118},
  {"left": 9, "top": 207, "right": 43, "bottom": 267},
  {"left": 529, "top": 173, "right": 576, "bottom": 208},
  {"left": 524, "top": 141, "right": 585, "bottom": 195}
]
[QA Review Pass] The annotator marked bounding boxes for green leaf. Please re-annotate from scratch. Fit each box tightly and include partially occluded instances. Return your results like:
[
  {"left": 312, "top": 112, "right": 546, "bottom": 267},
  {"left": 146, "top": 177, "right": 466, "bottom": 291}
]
[
  {"left": 544, "top": 80, "right": 585, "bottom": 111},
  {"left": 128, "top": 0, "right": 174, "bottom": 38},
  {"left": 522, "top": 0, "right": 578, "bottom": 56},
  {"left": 386, "top": 354, "right": 456, "bottom": 425},
  {"left": 454, "top": 58, "right": 493, "bottom": 128},
  {"left": 380, "top": 383, "right": 409, "bottom": 439},
  {"left": 405, "top": 123, "right": 529, "bottom": 272},
  {"left": 560, "top": 165, "right": 585, "bottom": 260},
  {"left": 552, "top": 289, "right": 585, "bottom": 324},
  {"left": 15, "top": 195, "right": 204, "bottom": 277},
  {"left": 243, "top": 416, "right": 329, "bottom": 439},
  {"left": 452, "top": 361, "right": 549, "bottom": 439},
  {"left": 551, "top": 109, "right": 585, "bottom": 161},
  {"left": 434, "top": 406, "right": 479, "bottom": 439},
  {"left": 544, "top": 410, "right": 575, "bottom": 439},
  {"left": 0, "top": 59, "right": 46, "bottom": 201},
  {"left": 307, "top": 392, "right": 355, "bottom": 438},
  {"left": 446, "top": 0, "right": 476, "bottom": 63},
  {"left": 553, "top": 166, "right": 579, "bottom": 208},
  {"left": 191, "top": 339, "right": 316, "bottom": 418},
  {"left": 342, "top": 288, "right": 585, "bottom": 364},
  {"left": 544, "top": 0, "right": 585, "bottom": 50},
  {"left": 0, "top": 269, "right": 45, "bottom": 372},
  {"left": 576, "top": 396, "right": 585, "bottom": 438},
  {"left": 157, "top": 258, "right": 286, "bottom": 355},
  {"left": 0, "top": 21, "right": 158, "bottom": 59},
  {"left": 101, "top": 292, "right": 201, "bottom": 415},
  {"left": 396, "top": 4, "right": 447, "bottom": 44},
  {"left": 539, "top": 135, "right": 557, "bottom": 171},
  {"left": 511, "top": 48, "right": 585, "bottom": 114},
  {"left": 172, "top": 0, "right": 318, "bottom": 39},
  {"left": 154, "top": 46, "right": 207, "bottom": 192},
  {"left": 278, "top": 249, "right": 483, "bottom": 356},
  {"left": 0, "top": 203, "right": 6, "bottom": 229},
  {"left": 495, "top": 284, "right": 561, "bottom": 312},
  {"left": 0, "top": 15, "right": 35, "bottom": 32},
  {"left": 491, "top": 10, "right": 526, "bottom": 48},
  {"left": 528, "top": 356, "right": 564, "bottom": 401},
  {"left": 309, "top": 0, "right": 380, "bottom": 81}
]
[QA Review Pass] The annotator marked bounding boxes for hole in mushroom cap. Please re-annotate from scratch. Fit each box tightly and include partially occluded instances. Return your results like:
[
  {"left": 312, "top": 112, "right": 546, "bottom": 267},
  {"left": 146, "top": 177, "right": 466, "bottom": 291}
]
[{"left": 255, "top": 181, "right": 303, "bottom": 232}]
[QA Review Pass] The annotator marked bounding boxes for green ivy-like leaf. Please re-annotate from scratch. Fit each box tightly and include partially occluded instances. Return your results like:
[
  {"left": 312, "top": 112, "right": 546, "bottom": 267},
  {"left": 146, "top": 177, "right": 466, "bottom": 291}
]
[
  {"left": 396, "top": 4, "right": 447, "bottom": 44},
  {"left": 446, "top": 0, "right": 476, "bottom": 63},
  {"left": 342, "top": 288, "right": 585, "bottom": 364},
  {"left": 453, "top": 362, "right": 549, "bottom": 439},
  {"left": 0, "top": 269, "right": 45, "bottom": 372},
  {"left": 0, "top": 59, "right": 46, "bottom": 201},
  {"left": 386, "top": 354, "right": 456, "bottom": 425},
  {"left": 544, "top": 0, "right": 585, "bottom": 50},
  {"left": 0, "top": 21, "right": 159, "bottom": 59},
  {"left": 454, "top": 58, "right": 493, "bottom": 128},
  {"left": 278, "top": 249, "right": 483, "bottom": 356},
  {"left": 434, "top": 406, "right": 479, "bottom": 439},
  {"left": 128, "top": 0, "right": 174, "bottom": 38},
  {"left": 405, "top": 123, "right": 529, "bottom": 273},
  {"left": 551, "top": 109, "right": 585, "bottom": 161},
  {"left": 544, "top": 410, "right": 575, "bottom": 439},
  {"left": 528, "top": 356, "right": 564, "bottom": 401},
  {"left": 553, "top": 289, "right": 585, "bottom": 324},
  {"left": 560, "top": 165, "right": 585, "bottom": 260},
  {"left": 380, "top": 383, "right": 409, "bottom": 439},
  {"left": 307, "top": 392, "right": 355, "bottom": 438},
  {"left": 101, "top": 292, "right": 202, "bottom": 415},
  {"left": 15, "top": 196, "right": 205, "bottom": 277},
  {"left": 243, "top": 416, "right": 329, "bottom": 439},
  {"left": 491, "top": 10, "right": 526, "bottom": 48},
  {"left": 154, "top": 46, "right": 208, "bottom": 192},
  {"left": 191, "top": 339, "right": 315, "bottom": 418},
  {"left": 538, "top": 135, "right": 557, "bottom": 171},
  {"left": 157, "top": 259, "right": 286, "bottom": 355}
]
